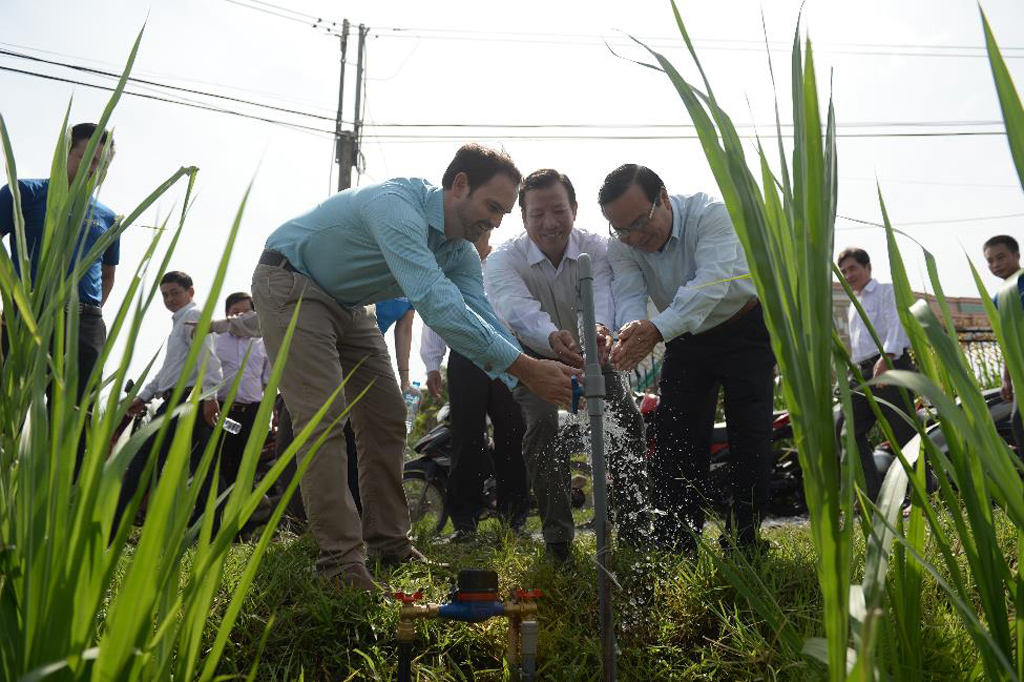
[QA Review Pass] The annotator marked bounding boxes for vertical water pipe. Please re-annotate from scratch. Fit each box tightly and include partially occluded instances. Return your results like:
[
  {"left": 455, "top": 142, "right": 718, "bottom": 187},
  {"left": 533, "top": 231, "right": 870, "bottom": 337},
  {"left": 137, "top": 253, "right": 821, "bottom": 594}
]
[{"left": 577, "top": 253, "right": 617, "bottom": 682}]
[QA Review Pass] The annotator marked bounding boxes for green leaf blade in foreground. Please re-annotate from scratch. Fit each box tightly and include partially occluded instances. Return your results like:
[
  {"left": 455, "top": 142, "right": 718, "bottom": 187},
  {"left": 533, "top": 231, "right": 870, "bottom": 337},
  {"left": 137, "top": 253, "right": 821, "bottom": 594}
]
[{"left": 981, "top": 6, "right": 1024, "bottom": 190}]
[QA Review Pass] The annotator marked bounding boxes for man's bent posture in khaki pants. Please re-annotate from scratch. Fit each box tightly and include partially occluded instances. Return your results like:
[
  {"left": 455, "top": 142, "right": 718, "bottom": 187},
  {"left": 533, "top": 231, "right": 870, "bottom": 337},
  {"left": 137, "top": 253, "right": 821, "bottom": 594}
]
[{"left": 253, "top": 144, "right": 579, "bottom": 591}]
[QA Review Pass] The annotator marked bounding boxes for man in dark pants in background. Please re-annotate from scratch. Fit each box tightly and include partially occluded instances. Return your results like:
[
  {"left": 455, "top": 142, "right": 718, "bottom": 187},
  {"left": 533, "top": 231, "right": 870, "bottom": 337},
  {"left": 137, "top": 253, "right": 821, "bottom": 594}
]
[
  {"left": 421, "top": 232, "right": 530, "bottom": 542},
  {"left": 118, "top": 271, "right": 223, "bottom": 525},
  {"left": 602, "top": 164, "right": 774, "bottom": 556},
  {"left": 837, "top": 247, "right": 917, "bottom": 502},
  {"left": 214, "top": 292, "right": 271, "bottom": 490}
]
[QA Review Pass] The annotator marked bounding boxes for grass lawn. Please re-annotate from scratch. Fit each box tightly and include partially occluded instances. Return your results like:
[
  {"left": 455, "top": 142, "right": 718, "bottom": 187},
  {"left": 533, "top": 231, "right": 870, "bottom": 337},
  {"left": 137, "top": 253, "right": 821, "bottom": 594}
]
[{"left": 140, "top": 507, "right": 999, "bottom": 682}]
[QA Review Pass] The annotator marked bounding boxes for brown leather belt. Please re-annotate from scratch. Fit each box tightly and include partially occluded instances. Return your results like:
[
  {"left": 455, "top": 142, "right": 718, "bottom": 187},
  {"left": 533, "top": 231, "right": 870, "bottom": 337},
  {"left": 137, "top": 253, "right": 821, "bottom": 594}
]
[{"left": 721, "top": 297, "right": 759, "bottom": 328}]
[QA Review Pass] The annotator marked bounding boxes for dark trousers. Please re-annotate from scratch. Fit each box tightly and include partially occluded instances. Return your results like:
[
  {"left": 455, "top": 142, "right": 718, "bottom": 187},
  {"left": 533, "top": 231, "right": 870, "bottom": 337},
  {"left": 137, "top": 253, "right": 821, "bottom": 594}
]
[
  {"left": 447, "top": 350, "right": 529, "bottom": 530},
  {"left": 516, "top": 359, "right": 649, "bottom": 544},
  {"left": 653, "top": 304, "right": 776, "bottom": 550},
  {"left": 1011, "top": 401, "right": 1024, "bottom": 456},
  {"left": 1, "top": 310, "right": 106, "bottom": 401},
  {"left": 844, "top": 352, "right": 917, "bottom": 501},
  {"left": 219, "top": 402, "right": 263, "bottom": 491},
  {"left": 115, "top": 395, "right": 216, "bottom": 527},
  {"left": 2, "top": 310, "right": 106, "bottom": 477}
]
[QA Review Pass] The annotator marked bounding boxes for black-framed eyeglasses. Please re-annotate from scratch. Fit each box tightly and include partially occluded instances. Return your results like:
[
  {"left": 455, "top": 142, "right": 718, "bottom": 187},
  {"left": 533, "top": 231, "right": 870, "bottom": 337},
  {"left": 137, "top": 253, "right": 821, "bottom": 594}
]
[{"left": 608, "top": 198, "right": 659, "bottom": 240}]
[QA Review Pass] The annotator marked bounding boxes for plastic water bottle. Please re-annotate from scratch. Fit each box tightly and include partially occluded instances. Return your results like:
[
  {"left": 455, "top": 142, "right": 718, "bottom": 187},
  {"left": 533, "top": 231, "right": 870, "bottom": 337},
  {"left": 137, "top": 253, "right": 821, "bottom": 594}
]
[
  {"left": 222, "top": 417, "right": 242, "bottom": 435},
  {"left": 403, "top": 381, "right": 422, "bottom": 433}
]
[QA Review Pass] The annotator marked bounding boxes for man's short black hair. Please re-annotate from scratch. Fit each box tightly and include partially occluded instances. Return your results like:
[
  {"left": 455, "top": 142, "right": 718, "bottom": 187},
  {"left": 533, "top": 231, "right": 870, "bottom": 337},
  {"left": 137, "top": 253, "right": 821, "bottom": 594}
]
[
  {"left": 441, "top": 143, "right": 521, "bottom": 192},
  {"left": 837, "top": 247, "right": 870, "bottom": 267},
  {"left": 161, "top": 271, "right": 193, "bottom": 289},
  {"left": 70, "top": 122, "right": 110, "bottom": 149},
  {"left": 519, "top": 168, "right": 577, "bottom": 209},
  {"left": 984, "top": 234, "right": 1019, "bottom": 254},
  {"left": 225, "top": 291, "right": 254, "bottom": 314},
  {"left": 597, "top": 164, "right": 665, "bottom": 206}
]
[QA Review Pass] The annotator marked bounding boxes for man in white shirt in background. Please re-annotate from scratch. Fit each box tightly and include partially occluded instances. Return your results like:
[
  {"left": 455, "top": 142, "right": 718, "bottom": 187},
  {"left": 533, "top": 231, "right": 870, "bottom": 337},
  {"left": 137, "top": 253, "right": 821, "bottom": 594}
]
[
  {"left": 487, "top": 168, "right": 651, "bottom": 563},
  {"left": 215, "top": 291, "right": 271, "bottom": 491},
  {"left": 983, "top": 234, "right": 1024, "bottom": 452},
  {"left": 602, "top": 164, "right": 774, "bottom": 557},
  {"left": 117, "top": 270, "right": 224, "bottom": 525},
  {"left": 838, "top": 247, "right": 916, "bottom": 502},
  {"left": 421, "top": 232, "right": 530, "bottom": 542}
]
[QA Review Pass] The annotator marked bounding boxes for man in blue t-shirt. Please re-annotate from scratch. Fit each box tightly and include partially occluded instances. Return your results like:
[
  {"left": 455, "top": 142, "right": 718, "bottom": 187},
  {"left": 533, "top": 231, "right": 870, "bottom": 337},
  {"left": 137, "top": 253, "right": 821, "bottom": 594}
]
[{"left": 0, "top": 122, "right": 118, "bottom": 402}]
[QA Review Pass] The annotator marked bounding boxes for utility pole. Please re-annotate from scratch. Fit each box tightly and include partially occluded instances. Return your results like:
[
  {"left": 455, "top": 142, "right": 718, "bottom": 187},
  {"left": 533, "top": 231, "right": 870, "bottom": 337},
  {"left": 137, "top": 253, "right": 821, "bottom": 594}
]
[
  {"left": 335, "top": 19, "right": 353, "bottom": 191},
  {"left": 334, "top": 21, "right": 367, "bottom": 192}
]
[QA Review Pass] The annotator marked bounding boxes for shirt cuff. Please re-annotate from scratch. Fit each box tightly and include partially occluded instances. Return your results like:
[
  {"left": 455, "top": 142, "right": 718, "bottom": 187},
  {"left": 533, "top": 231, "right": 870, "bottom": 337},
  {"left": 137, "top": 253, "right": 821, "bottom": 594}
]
[
  {"left": 651, "top": 309, "right": 688, "bottom": 343},
  {"left": 138, "top": 385, "right": 156, "bottom": 402},
  {"left": 882, "top": 342, "right": 904, "bottom": 358},
  {"left": 524, "top": 322, "right": 559, "bottom": 359},
  {"left": 476, "top": 336, "right": 522, "bottom": 388},
  {"left": 425, "top": 358, "right": 442, "bottom": 373}
]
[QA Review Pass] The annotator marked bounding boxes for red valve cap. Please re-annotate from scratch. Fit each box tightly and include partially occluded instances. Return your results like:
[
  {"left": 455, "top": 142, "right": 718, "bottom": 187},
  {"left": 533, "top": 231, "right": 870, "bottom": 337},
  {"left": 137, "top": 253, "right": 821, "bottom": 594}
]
[
  {"left": 514, "top": 589, "right": 543, "bottom": 601},
  {"left": 392, "top": 590, "right": 423, "bottom": 604}
]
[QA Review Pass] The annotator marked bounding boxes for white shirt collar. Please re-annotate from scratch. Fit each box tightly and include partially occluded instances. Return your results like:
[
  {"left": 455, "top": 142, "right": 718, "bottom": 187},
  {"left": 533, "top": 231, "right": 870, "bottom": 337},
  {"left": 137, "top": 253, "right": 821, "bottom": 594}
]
[
  {"left": 171, "top": 300, "right": 197, "bottom": 323},
  {"left": 859, "top": 278, "right": 878, "bottom": 296},
  {"left": 525, "top": 230, "right": 582, "bottom": 268}
]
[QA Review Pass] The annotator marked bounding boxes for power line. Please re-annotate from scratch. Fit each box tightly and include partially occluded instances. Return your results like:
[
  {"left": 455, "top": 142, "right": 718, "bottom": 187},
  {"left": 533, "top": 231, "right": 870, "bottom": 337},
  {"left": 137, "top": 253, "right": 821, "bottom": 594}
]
[
  {"left": 361, "top": 119, "right": 1005, "bottom": 130},
  {"left": 0, "top": 62, "right": 1013, "bottom": 143},
  {"left": 838, "top": 212, "right": 1024, "bottom": 228},
  {"left": 0, "top": 47, "right": 342, "bottom": 123},
  {"left": 223, "top": 0, "right": 1024, "bottom": 60},
  {"left": 0, "top": 64, "right": 337, "bottom": 137},
  {"left": 0, "top": 40, "right": 340, "bottom": 114},
  {"left": 224, "top": 0, "right": 1024, "bottom": 54},
  {"left": 357, "top": 130, "right": 1007, "bottom": 141}
]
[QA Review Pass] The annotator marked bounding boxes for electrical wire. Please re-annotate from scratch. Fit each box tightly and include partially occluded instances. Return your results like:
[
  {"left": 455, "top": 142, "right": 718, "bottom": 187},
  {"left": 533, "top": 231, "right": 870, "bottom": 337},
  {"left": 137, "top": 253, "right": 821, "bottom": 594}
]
[
  {"left": 0, "top": 39, "right": 339, "bottom": 113},
  {"left": 222, "top": 0, "right": 1024, "bottom": 60},
  {"left": 0, "top": 64, "right": 337, "bottom": 137},
  {"left": 0, "top": 47, "right": 341, "bottom": 123},
  {"left": 838, "top": 212, "right": 1024, "bottom": 228},
  {"left": 0, "top": 62, "right": 1012, "bottom": 143}
]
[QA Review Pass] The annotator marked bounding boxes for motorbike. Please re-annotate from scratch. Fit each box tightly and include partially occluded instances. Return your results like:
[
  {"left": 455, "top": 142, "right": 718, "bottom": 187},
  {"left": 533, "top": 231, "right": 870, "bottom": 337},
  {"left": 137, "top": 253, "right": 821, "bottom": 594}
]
[{"left": 636, "top": 393, "right": 806, "bottom": 518}]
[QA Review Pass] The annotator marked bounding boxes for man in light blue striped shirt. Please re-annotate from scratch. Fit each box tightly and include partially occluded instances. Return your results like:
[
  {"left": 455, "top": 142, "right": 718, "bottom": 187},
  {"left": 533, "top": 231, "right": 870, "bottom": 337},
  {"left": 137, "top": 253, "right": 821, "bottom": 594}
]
[{"left": 253, "top": 144, "right": 578, "bottom": 590}]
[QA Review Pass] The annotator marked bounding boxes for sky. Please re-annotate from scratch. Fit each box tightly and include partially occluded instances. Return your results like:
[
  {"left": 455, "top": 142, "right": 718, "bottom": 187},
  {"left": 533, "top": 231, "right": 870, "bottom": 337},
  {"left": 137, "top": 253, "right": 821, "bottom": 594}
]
[{"left": 2, "top": 0, "right": 1024, "bottom": 388}]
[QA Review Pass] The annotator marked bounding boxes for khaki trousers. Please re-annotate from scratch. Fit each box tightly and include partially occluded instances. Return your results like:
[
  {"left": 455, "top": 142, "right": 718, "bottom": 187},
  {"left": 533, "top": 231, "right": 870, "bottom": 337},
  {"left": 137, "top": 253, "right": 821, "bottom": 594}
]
[
  {"left": 515, "top": 364, "right": 650, "bottom": 545},
  {"left": 252, "top": 263, "right": 411, "bottom": 575}
]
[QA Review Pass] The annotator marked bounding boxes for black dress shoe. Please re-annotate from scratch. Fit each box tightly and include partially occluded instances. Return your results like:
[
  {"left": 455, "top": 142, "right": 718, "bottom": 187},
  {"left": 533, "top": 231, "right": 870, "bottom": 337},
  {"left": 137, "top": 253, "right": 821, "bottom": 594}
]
[
  {"left": 719, "top": 534, "right": 772, "bottom": 561},
  {"left": 446, "top": 528, "right": 477, "bottom": 544},
  {"left": 545, "top": 541, "right": 573, "bottom": 565}
]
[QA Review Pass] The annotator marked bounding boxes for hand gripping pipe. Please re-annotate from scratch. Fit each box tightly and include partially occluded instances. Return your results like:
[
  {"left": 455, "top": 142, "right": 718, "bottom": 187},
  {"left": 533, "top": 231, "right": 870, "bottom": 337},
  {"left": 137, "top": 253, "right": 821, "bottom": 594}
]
[
  {"left": 577, "top": 253, "right": 617, "bottom": 682},
  {"left": 393, "top": 570, "right": 541, "bottom": 682}
]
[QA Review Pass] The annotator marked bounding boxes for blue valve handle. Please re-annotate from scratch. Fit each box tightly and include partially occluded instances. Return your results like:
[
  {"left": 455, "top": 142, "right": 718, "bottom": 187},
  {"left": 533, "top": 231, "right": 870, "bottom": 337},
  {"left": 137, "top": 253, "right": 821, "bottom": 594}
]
[{"left": 571, "top": 376, "right": 584, "bottom": 414}]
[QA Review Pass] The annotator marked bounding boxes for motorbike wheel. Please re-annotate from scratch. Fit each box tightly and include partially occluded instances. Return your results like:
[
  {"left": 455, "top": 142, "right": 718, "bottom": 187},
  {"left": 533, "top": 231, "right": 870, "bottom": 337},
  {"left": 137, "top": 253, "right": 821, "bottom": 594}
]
[{"left": 402, "top": 471, "right": 448, "bottom": 536}]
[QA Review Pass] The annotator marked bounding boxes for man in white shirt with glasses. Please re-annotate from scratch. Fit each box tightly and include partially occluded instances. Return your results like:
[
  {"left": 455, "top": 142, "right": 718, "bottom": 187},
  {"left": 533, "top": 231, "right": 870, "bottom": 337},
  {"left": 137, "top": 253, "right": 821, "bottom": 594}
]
[{"left": 602, "top": 163, "right": 774, "bottom": 557}]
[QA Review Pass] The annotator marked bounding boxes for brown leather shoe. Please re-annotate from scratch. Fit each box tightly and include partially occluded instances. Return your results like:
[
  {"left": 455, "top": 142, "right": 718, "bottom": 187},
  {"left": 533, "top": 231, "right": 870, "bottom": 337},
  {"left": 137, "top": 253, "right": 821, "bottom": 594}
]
[{"left": 325, "top": 563, "right": 383, "bottom": 592}]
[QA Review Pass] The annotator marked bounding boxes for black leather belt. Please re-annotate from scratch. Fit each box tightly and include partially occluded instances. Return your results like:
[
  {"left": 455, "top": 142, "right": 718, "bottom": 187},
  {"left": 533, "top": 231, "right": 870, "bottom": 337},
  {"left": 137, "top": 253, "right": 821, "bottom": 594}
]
[
  {"left": 66, "top": 302, "right": 103, "bottom": 316},
  {"left": 229, "top": 402, "right": 260, "bottom": 413},
  {"left": 259, "top": 249, "right": 297, "bottom": 273}
]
